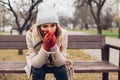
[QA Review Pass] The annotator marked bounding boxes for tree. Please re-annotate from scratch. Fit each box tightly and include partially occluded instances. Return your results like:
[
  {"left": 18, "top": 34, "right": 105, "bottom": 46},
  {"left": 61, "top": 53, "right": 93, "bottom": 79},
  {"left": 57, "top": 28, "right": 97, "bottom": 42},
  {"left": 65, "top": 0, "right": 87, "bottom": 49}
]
[
  {"left": 0, "top": 0, "right": 43, "bottom": 55},
  {"left": 113, "top": 16, "right": 120, "bottom": 38},
  {"left": 74, "top": 1, "right": 94, "bottom": 30},
  {"left": 0, "top": 2, "right": 7, "bottom": 32},
  {"left": 59, "top": 15, "right": 69, "bottom": 28},
  {"left": 113, "top": 16, "right": 120, "bottom": 27},
  {"left": 74, "top": 0, "right": 106, "bottom": 34},
  {"left": 0, "top": 0, "right": 43, "bottom": 34},
  {"left": 101, "top": 8, "right": 114, "bottom": 30}
]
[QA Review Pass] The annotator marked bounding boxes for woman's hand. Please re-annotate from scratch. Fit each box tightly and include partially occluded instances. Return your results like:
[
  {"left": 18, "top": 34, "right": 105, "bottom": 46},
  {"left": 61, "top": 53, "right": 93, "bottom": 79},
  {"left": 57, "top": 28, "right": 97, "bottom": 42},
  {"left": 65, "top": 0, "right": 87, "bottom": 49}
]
[
  {"left": 43, "top": 31, "right": 56, "bottom": 51},
  {"left": 50, "top": 33, "right": 56, "bottom": 48},
  {"left": 43, "top": 31, "right": 52, "bottom": 51},
  {"left": 66, "top": 58, "right": 74, "bottom": 67}
]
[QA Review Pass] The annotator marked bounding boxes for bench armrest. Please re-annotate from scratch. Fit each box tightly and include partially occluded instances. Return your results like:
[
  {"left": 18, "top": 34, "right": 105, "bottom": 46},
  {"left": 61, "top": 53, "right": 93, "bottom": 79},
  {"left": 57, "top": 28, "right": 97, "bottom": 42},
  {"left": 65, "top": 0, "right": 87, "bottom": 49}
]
[
  {"left": 105, "top": 43, "right": 120, "bottom": 67},
  {"left": 102, "top": 43, "right": 120, "bottom": 62},
  {"left": 106, "top": 43, "right": 120, "bottom": 50}
]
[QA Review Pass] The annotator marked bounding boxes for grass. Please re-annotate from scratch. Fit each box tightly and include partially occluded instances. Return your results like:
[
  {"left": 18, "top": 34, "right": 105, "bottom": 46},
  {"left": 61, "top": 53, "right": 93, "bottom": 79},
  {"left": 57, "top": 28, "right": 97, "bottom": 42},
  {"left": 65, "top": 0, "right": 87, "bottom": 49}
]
[
  {"left": 67, "top": 27, "right": 119, "bottom": 38},
  {"left": 83, "top": 28, "right": 119, "bottom": 38},
  {"left": 0, "top": 32, "right": 10, "bottom": 35},
  {"left": 0, "top": 49, "right": 118, "bottom": 80}
]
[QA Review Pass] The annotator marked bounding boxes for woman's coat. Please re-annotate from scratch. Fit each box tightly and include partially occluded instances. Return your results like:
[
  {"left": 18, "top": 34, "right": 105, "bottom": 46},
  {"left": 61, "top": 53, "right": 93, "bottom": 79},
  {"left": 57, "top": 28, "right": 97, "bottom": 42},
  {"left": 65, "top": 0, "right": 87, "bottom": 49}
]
[{"left": 24, "top": 25, "right": 68, "bottom": 79}]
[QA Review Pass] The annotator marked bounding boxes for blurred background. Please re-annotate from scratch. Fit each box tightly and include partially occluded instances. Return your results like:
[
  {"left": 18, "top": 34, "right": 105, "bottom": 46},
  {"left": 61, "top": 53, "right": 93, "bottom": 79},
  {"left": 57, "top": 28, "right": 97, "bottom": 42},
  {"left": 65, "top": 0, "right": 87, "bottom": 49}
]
[
  {"left": 0, "top": 0, "right": 120, "bottom": 38},
  {"left": 0, "top": 0, "right": 120, "bottom": 80}
]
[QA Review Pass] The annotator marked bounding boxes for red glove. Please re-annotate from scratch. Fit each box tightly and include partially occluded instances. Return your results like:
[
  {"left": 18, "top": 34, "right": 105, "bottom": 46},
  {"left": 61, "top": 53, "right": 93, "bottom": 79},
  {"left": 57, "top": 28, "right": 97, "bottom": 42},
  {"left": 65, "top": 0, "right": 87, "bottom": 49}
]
[
  {"left": 43, "top": 31, "right": 52, "bottom": 51},
  {"left": 43, "top": 31, "right": 56, "bottom": 51},
  {"left": 50, "top": 34, "right": 56, "bottom": 48}
]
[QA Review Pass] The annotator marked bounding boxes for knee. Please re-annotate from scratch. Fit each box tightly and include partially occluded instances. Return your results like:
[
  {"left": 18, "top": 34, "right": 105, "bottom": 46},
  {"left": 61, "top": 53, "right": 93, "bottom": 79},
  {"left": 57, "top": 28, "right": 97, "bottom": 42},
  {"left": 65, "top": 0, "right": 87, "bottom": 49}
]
[
  {"left": 32, "top": 66, "right": 45, "bottom": 75},
  {"left": 54, "top": 65, "right": 67, "bottom": 74},
  {"left": 54, "top": 66, "right": 68, "bottom": 80}
]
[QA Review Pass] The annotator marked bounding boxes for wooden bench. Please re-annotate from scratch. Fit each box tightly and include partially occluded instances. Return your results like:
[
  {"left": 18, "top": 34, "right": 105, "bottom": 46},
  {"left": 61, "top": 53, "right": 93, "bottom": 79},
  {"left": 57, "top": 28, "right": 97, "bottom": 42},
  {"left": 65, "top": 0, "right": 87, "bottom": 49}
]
[{"left": 0, "top": 35, "right": 120, "bottom": 80}]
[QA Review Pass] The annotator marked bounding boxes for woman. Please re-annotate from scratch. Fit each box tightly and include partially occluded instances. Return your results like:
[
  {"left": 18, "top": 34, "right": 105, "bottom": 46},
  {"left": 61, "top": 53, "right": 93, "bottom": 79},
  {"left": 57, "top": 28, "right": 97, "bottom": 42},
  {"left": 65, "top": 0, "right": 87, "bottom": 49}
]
[{"left": 24, "top": 3, "right": 73, "bottom": 80}]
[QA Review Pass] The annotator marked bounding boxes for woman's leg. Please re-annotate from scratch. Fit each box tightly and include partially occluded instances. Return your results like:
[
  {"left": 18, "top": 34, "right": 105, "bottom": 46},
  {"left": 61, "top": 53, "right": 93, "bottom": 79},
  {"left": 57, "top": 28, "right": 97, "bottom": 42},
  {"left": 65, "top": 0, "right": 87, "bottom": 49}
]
[
  {"left": 31, "top": 66, "right": 46, "bottom": 80},
  {"left": 53, "top": 65, "right": 68, "bottom": 80}
]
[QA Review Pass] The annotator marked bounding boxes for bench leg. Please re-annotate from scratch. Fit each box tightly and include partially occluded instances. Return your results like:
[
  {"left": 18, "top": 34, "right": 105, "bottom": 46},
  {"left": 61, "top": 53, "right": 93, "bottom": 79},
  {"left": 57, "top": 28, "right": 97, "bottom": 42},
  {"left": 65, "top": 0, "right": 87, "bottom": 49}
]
[
  {"left": 18, "top": 49, "right": 23, "bottom": 55},
  {"left": 118, "top": 71, "right": 120, "bottom": 80},
  {"left": 102, "top": 72, "right": 108, "bottom": 80}
]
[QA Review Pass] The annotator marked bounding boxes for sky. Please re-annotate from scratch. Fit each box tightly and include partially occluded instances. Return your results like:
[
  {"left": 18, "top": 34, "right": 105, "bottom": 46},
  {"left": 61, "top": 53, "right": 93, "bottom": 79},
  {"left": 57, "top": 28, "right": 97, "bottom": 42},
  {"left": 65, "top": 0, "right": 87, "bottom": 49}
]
[
  {"left": 103, "top": 0, "right": 120, "bottom": 15},
  {"left": 4, "top": 0, "right": 120, "bottom": 17},
  {"left": 41, "top": 0, "right": 120, "bottom": 17},
  {"left": 42, "top": 0, "right": 75, "bottom": 17},
  {"left": 4, "top": 0, "right": 75, "bottom": 17}
]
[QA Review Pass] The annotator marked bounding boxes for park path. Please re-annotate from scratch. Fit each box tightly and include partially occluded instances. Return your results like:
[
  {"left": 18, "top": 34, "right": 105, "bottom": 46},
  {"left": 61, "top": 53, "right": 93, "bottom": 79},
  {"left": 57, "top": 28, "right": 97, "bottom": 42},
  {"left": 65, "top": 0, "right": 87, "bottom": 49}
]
[{"left": 68, "top": 31, "right": 120, "bottom": 66}]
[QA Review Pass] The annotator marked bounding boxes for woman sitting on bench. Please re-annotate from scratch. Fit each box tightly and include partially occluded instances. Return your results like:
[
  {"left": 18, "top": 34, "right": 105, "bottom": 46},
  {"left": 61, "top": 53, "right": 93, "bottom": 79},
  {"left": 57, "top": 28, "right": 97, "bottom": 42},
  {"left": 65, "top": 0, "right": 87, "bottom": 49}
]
[{"left": 24, "top": 2, "right": 73, "bottom": 80}]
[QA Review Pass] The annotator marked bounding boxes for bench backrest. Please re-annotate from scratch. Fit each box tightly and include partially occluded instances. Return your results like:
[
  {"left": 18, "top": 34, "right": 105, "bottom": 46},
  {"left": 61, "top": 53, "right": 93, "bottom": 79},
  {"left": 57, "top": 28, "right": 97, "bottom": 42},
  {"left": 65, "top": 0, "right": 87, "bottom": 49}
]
[
  {"left": 0, "top": 35, "right": 105, "bottom": 49},
  {"left": 0, "top": 35, "right": 26, "bottom": 49},
  {"left": 68, "top": 35, "right": 105, "bottom": 49}
]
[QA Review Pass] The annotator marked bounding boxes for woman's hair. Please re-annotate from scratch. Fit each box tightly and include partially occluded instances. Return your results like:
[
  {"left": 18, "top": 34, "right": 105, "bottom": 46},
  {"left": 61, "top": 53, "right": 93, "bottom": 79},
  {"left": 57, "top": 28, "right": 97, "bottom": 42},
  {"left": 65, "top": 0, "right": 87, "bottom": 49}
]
[{"left": 54, "top": 24, "right": 61, "bottom": 38}]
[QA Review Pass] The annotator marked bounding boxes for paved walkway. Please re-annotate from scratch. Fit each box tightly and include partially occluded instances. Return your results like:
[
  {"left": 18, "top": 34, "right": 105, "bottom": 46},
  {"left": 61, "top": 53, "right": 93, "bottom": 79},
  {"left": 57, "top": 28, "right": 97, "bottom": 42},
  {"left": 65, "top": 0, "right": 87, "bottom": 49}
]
[{"left": 68, "top": 31, "right": 120, "bottom": 66}]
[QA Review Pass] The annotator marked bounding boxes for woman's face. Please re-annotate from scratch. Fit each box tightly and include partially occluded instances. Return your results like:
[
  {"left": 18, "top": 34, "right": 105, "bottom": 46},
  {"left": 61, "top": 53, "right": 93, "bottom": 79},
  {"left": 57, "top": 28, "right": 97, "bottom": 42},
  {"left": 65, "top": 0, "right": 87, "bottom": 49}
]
[
  {"left": 38, "top": 23, "right": 57, "bottom": 37},
  {"left": 40, "top": 23, "right": 57, "bottom": 33}
]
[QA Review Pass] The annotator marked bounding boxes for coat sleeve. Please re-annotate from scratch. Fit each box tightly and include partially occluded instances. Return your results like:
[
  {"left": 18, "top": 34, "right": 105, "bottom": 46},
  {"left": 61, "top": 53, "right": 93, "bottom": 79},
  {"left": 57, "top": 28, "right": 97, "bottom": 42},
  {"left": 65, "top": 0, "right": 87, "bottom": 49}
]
[
  {"left": 26, "top": 31, "right": 49, "bottom": 68},
  {"left": 51, "top": 29, "right": 68, "bottom": 67}
]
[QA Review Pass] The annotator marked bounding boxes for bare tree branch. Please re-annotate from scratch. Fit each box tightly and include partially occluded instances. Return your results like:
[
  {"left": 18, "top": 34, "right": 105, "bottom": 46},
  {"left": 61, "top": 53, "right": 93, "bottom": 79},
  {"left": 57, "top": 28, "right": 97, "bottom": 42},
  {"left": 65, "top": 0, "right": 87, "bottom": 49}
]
[
  {"left": 0, "top": 0, "right": 43, "bottom": 34},
  {"left": 21, "top": 0, "right": 43, "bottom": 33},
  {"left": 14, "top": 1, "right": 25, "bottom": 19},
  {"left": 32, "top": 0, "right": 34, "bottom": 5},
  {"left": 0, "top": 4, "right": 8, "bottom": 9},
  {"left": 88, "top": 0, "right": 97, "bottom": 22},
  {"left": 0, "top": 1, "right": 9, "bottom": 5},
  {"left": 7, "top": 0, "right": 21, "bottom": 30},
  {"left": 74, "top": 0, "right": 106, "bottom": 34},
  {"left": 100, "top": 0, "right": 106, "bottom": 8},
  {"left": 92, "top": 0, "right": 98, "bottom": 5}
]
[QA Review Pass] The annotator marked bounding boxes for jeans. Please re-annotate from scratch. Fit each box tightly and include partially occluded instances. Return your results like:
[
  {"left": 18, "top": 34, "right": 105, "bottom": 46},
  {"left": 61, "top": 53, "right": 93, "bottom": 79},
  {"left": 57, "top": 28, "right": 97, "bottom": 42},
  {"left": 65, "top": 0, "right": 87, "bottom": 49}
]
[{"left": 32, "top": 65, "right": 68, "bottom": 80}]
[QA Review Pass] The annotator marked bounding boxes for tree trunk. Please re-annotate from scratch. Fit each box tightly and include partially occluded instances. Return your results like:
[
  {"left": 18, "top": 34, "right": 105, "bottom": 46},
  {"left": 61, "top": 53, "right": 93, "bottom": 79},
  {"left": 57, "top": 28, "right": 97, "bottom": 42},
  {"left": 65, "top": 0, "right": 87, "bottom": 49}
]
[
  {"left": 80, "top": 24, "right": 83, "bottom": 31},
  {"left": 117, "top": 23, "right": 120, "bottom": 39},
  {"left": 97, "top": 24, "right": 102, "bottom": 34},
  {"left": 73, "top": 23, "right": 76, "bottom": 30},
  {"left": 85, "top": 23, "right": 89, "bottom": 30},
  {"left": 18, "top": 30, "right": 23, "bottom": 55},
  {"left": 2, "top": 26, "right": 5, "bottom": 32}
]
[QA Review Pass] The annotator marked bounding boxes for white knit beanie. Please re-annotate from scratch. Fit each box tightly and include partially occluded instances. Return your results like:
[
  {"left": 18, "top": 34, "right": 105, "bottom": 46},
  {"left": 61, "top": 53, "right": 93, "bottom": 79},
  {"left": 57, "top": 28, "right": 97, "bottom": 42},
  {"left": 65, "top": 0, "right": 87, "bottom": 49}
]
[{"left": 35, "top": 2, "right": 59, "bottom": 27}]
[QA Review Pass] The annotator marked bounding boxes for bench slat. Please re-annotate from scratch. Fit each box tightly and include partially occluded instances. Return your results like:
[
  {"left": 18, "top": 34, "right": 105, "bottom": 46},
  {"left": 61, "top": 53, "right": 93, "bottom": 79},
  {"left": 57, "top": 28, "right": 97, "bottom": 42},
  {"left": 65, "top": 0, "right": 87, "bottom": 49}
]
[
  {"left": 0, "top": 42, "right": 27, "bottom": 49},
  {"left": 0, "top": 35, "right": 26, "bottom": 42},
  {"left": 0, "top": 61, "right": 119, "bottom": 73},
  {"left": 68, "top": 35, "right": 104, "bottom": 42},
  {"left": 68, "top": 42, "right": 102, "bottom": 49},
  {"left": 0, "top": 35, "right": 105, "bottom": 49},
  {"left": 74, "top": 61, "right": 119, "bottom": 73},
  {"left": 0, "top": 62, "right": 26, "bottom": 73}
]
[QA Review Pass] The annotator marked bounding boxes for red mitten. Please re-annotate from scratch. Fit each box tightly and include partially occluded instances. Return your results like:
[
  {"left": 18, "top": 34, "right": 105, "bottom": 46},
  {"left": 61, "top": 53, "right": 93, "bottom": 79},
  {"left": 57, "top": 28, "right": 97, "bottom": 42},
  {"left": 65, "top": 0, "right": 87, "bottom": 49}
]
[{"left": 43, "top": 32, "right": 52, "bottom": 51}]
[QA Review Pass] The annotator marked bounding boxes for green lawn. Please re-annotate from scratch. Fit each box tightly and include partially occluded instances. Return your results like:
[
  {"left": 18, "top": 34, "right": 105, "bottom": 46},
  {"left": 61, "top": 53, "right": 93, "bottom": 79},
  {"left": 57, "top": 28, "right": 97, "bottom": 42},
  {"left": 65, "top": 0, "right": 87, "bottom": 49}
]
[
  {"left": 1, "top": 28, "right": 119, "bottom": 38},
  {"left": 0, "top": 31, "right": 10, "bottom": 35},
  {"left": 83, "top": 28, "right": 119, "bottom": 38}
]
